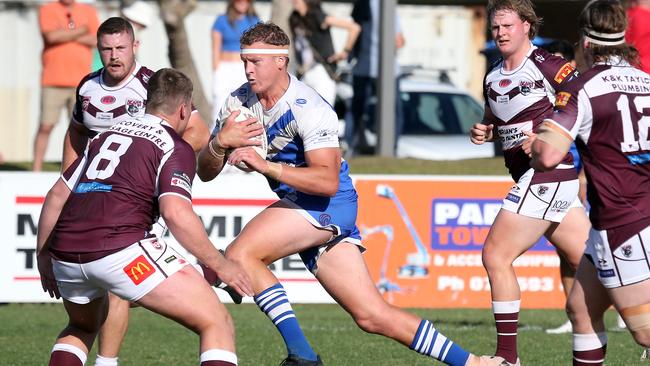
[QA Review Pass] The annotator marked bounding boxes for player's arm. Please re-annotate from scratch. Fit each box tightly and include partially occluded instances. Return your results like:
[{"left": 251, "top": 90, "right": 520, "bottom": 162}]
[
  {"left": 470, "top": 107, "right": 496, "bottom": 145},
  {"left": 182, "top": 111, "right": 210, "bottom": 154},
  {"left": 197, "top": 111, "right": 263, "bottom": 181},
  {"left": 530, "top": 119, "right": 573, "bottom": 171},
  {"left": 159, "top": 195, "right": 253, "bottom": 297},
  {"left": 61, "top": 120, "right": 89, "bottom": 172},
  {"left": 36, "top": 177, "right": 73, "bottom": 299}
]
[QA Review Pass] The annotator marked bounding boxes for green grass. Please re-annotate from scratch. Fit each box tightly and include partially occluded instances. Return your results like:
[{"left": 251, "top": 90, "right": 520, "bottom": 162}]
[
  {"left": 0, "top": 157, "right": 509, "bottom": 176},
  {"left": 0, "top": 303, "right": 640, "bottom": 365}
]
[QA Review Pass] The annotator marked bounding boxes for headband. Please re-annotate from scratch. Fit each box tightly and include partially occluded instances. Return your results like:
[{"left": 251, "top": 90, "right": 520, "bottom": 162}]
[
  {"left": 584, "top": 29, "right": 626, "bottom": 46},
  {"left": 240, "top": 48, "right": 289, "bottom": 55}
]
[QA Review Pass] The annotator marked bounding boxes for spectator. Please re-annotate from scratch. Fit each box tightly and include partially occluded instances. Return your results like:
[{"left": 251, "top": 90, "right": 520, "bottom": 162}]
[
  {"left": 347, "top": 0, "right": 405, "bottom": 155},
  {"left": 626, "top": 0, "right": 650, "bottom": 73},
  {"left": 289, "top": 0, "right": 360, "bottom": 105},
  {"left": 211, "top": 0, "right": 260, "bottom": 122},
  {"left": 33, "top": 0, "right": 99, "bottom": 171}
]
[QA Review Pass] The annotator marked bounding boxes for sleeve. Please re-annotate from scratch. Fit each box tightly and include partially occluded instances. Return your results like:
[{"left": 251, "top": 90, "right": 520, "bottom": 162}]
[
  {"left": 213, "top": 15, "right": 228, "bottom": 33},
  {"left": 547, "top": 85, "right": 591, "bottom": 141},
  {"left": 61, "top": 155, "right": 87, "bottom": 190},
  {"left": 313, "top": 9, "right": 328, "bottom": 29},
  {"left": 536, "top": 51, "right": 579, "bottom": 92},
  {"left": 298, "top": 106, "right": 340, "bottom": 151},
  {"left": 71, "top": 77, "right": 87, "bottom": 126},
  {"left": 39, "top": 5, "right": 59, "bottom": 33},
  {"left": 158, "top": 144, "right": 197, "bottom": 202}
]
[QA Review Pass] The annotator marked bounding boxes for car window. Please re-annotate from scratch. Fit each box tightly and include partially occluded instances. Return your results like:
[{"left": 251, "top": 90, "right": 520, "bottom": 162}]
[{"left": 401, "top": 92, "right": 483, "bottom": 135}]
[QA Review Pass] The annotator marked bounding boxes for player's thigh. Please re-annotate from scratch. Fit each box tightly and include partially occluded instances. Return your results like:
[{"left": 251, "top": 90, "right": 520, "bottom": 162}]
[
  {"left": 482, "top": 209, "right": 551, "bottom": 263},
  {"left": 63, "top": 295, "right": 109, "bottom": 334},
  {"left": 315, "top": 242, "right": 388, "bottom": 315},
  {"left": 136, "top": 266, "right": 229, "bottom": 331},
  {"left": 567, "top": 256, "right": 611, "bottom": 331},
  {"left": 544, "top": 206, "right": 590, "bottom": 267},
  {"left": 227, "top": 202, "right": 333, "bottom": 264}
]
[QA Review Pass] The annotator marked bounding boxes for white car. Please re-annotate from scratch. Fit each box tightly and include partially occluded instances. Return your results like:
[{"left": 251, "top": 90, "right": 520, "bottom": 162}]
[{"left": 348, "top": 71, "right": 495, "bottom": 160}]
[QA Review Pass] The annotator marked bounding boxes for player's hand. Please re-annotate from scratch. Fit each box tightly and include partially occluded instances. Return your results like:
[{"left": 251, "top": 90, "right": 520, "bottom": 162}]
[
  {"left": 470, "top": 123, "right": 494, "bottom": 145},
  {"left": 37, "top": 250, "right": 60, "bottom": 299},
  {"left": 522, "top": 130, "right": 537, "bottom": 157},
  {"left": 227, "top": 147, "right": 267, "bottom": 172},
  {"left": 217, "top": 110, "right": 264, "bottom": 149},
  {"left": 215, "top": 259, "right": 254, "bottom": 297}
]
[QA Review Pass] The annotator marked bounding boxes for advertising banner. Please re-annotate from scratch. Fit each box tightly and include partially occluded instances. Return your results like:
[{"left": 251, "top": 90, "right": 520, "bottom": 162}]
[
  {"left": 355, "top": 176, "right": 565, "bottom": 309},
  {"left": 1, "top": 172, "right": 567, "bottom": 308}
]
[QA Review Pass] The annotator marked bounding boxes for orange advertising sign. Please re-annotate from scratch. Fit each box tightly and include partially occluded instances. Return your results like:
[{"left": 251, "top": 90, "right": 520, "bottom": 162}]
[{"left": 356, "top": 177, "right": 566, "bottom": 309}]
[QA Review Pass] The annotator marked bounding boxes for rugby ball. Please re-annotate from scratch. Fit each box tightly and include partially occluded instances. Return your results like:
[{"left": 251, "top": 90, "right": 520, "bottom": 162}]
[{"left": 225, "top": 105, "right": 268, "bottom": 171}]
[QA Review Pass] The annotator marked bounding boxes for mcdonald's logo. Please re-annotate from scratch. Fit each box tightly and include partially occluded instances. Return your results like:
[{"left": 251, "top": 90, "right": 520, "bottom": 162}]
[{"left": 123, "top": 255, "right": 155, "bottom": 285}]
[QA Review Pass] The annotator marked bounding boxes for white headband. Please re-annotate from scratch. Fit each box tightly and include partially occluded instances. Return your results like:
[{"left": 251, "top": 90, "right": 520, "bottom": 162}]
[
  {"left": 240, "top": 48, "right": 289, "bottom": 55},
  {"left": 584, "top": 29, "right": 626, "bottom": 46}
]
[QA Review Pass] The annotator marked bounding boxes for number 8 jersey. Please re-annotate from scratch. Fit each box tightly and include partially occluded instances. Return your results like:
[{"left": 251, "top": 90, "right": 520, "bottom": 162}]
[
  {"left": 50, "top": 114, "right": 196, "bottom": 258},
  {"left": 545, "top": 58, "right": 650, "bottom": 232}
]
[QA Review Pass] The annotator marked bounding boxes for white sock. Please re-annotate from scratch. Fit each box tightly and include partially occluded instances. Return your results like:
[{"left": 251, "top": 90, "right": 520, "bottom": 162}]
[
  {"left": 200, "top": 349, "right": 237, "bottom": 365},
  {"left": 51, "top": 343, "right": 87, "bottom": 365},
  {"left": 94, "top": 355, "right": 118, "bottom": 366}
]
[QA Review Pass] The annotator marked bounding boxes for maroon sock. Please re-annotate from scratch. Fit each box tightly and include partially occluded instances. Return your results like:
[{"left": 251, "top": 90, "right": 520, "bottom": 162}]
[
  {"left": 49, "top": 351, "right": 83, "bottom": 366},
  {"left": 201, "top": 361, "right": 236, "bottom": 366},
  {"left": 573, "top": 346, "right": 606, "bottom": 366},
  {"left": 494, "top": 312, "right": 518, "bottom": 364}
]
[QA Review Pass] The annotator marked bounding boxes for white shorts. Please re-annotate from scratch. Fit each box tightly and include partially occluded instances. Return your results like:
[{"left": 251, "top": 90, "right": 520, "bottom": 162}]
[
  {"left": 53, "top": 238, "right": 190, "bottom": 304},
  {"left": 501, "top": 168, "right": 582, "bottom": 222},
  {"left": 584, "top": 225, "right": 650, "bottom": 288}
]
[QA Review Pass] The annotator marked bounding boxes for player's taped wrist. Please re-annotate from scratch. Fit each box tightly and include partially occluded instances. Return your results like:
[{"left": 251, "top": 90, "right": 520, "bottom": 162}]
[
  {"left": 208, "top": 135, "right": 226, "bottom": 159},
  {"left": 265, "top": 161, "right": 283, "bottom": 180}
]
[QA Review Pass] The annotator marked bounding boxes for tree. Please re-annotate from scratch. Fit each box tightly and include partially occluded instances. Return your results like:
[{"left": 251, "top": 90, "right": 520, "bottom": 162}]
[{"left": 158, "top": 0, "right": 212, "bottom": 124}]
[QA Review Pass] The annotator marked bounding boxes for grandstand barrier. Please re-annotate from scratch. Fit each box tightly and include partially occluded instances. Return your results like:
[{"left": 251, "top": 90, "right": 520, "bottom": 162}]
[{"left": 0, "top": 171, "right": 566, "bottom": 308}]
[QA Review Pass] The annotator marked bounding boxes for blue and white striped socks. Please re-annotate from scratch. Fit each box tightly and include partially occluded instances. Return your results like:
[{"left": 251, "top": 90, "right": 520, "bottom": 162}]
[
  {"left": 255, "top": 283, "right": 318, "bottom": 361},
  {"left": 410, "top": 320, "right": 470, "bottom": 366}
]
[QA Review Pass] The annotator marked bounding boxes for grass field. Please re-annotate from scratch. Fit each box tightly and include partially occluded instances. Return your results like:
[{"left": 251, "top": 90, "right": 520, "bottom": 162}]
[{"left": 0, "top": 303, "right": 641, "bottom": 365}]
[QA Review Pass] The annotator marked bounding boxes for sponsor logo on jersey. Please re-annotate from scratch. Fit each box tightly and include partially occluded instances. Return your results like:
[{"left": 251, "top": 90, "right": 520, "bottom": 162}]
[
  {"left": 123, "top": 255, "right": 155, "bottom": 285},
  {"left": 554, "top": 63, "right": 575, "bottom": 84},
  {"left": 431, "top": 199, "right": 551, "bottom": 251},
  {"left": 598, "top": 269, "right": 615, "bottom": 278},
  {"left": 164, "top": 255, "right": 177, "bottom": 263},
  {"left": 535, "top": 54, "right": 545, "bottom": 63},
  {"left": 622, "top": 244, "right": 633, "bottom": 258},
  {"left": 100, "top": 95, "right": 116, "bottom": 104},
  {"left": 142, "top": 73, "right": 151, "bottom": 84},
  {"left": 497, "top": 95, "right": 509, "bottom": 104},
  {"left": 505, "top": 193, "right": 521, "bottom": 203},
  {"left": 295, "top": 98, "right": 307, "bottom": 105},
  {"left": 75, "top": 182, "right": 113, "bottom": 193},
  {"left": 96, "top": 112, "right": 113, "bottom": 121},
  {"left": 555, "top": 92, "right": 571, "bottom": 108},
  {"left": 126, "top": 99, "right": 145, "bottom": 117},
  {"left": 171, "top": 176, "right": 191, "bottom": 195},
  {"left": 499, "top": 79, "right": 511, "bottom": 88},
  {"left": 81, "top": 96, "right": 91, "bottom": 111},
  {"left": 550, "top": 200, "right": 570, "bottom": 213},
  {"left": 151, "top": 239, "right": 162, "bottom": 250}
]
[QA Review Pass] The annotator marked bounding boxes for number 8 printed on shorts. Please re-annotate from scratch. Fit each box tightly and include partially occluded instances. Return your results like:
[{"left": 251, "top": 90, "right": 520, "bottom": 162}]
[{"left": 86, "top": 134, "right": 133, "bottom": 180}]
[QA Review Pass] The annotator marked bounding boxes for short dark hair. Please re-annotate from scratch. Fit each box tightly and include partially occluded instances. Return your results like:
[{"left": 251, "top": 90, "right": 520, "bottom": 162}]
[
  {"left": 487, "top": 0, "right": 542, "bottom": 40},
  {"left": 97, "top": 17, "right": 135, "bottom": 42},
  {"left": 543, "top": 40, "right": 575, "bottom": 61},
  {"left": 146, "top": 69, "right": 193, "bottom": 116},
  {"left": 579, "top": 0, "right": 638, "bottom": 65},
  {"left": 240, "top": 22, "right": 290, "bottom": 47}
]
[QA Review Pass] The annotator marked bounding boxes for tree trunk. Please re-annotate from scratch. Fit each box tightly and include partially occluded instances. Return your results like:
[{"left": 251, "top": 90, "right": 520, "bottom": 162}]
[{"left": 158, "top": 0, "right": 212, "bottom": 124}]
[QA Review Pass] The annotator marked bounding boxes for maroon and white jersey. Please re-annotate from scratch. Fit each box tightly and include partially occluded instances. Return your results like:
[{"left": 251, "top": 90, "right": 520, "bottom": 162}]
[
  {"left": 72, "top": 63, "right": 151, "bottom": 136},
  {"left": 50, "top": 114, "right": 196, "bottom": 256},
  {"left": 484, "top": 45, "right": 579, "bottom": 181},
  {"left": 545, "top": 58, "right": 650, "bottom": 241}
]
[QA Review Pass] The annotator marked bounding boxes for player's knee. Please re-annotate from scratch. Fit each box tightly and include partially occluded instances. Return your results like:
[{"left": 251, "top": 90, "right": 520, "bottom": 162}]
[
  {"left": 38, "top": 123, "right": 55, "bottom": 134},
  {"left": 481, "top": 243, "right": 504, "bottom": 273},
  {"left": 350, "top": 306, "right": 391, "bottom": 335},
  {"left": 621, "top": 305, "right": 650, "bottom": 347}
]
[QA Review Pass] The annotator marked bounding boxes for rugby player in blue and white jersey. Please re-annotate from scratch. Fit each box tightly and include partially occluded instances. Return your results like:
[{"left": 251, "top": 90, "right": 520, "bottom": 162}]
[
  {"left": 531, "top": 1, "right": 650, "bottom": 364},
  {"left": 197, "top": 22, "right": 504, "bottom": 366}
]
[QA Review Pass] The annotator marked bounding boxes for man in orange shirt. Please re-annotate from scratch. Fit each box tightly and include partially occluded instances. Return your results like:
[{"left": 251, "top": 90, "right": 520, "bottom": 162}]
[{"left": 34, "top": 0, "right": 99, "bottom": 171}]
